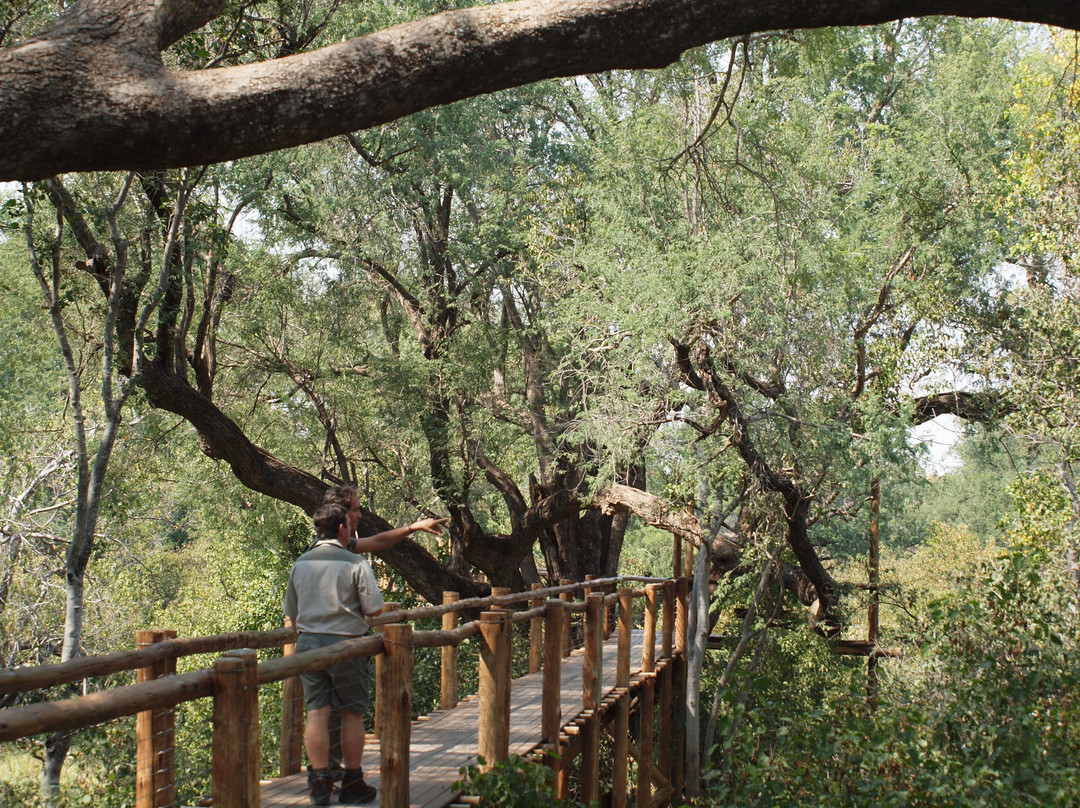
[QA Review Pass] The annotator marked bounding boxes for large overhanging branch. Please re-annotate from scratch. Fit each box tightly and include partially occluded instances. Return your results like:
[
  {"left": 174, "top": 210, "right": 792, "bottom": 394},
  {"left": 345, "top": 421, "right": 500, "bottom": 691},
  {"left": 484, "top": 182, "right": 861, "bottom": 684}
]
[{"left": 3, "top": 0, "right": 1080, "bottom": 180}]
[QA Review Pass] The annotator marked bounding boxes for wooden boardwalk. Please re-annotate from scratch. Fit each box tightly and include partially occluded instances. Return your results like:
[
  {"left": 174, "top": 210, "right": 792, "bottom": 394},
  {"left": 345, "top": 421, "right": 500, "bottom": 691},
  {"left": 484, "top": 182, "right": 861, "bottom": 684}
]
[{"left": 259, "top": 630, "right": 654, "bottom": 808}]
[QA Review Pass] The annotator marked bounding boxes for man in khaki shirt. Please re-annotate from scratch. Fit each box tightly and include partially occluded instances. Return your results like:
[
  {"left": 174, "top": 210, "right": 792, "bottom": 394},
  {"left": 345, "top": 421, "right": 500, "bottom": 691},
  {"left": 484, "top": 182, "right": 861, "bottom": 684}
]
[{"left": 285, "top": 493, "right": 445, "bottom": 805}]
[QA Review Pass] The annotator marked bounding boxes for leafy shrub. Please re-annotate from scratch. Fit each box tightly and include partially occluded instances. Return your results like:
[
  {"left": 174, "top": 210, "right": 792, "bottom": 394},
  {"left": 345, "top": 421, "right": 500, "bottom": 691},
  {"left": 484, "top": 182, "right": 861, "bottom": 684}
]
[
  {"left": 455, "top": 754, "right": 585, "bottom": 808},
  {"left": 696, "top": 547, "right": 1080, "bottom": 808}
]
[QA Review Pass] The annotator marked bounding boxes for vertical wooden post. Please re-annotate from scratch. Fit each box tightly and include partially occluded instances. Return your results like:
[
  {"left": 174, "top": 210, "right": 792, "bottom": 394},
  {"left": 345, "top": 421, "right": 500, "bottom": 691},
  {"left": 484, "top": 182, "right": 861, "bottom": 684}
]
[
  {"left": 379, "top": 623, "right": 413, "bottom": 808},
  {"left": 581, "top": 593, "right": 603, "bottom": 806},
  {"left": 559, "top": 579, "right": 573, "bottom": 657},
  {"left": 868, "top": 477, "right": 881, "bottom": 710},
  {"left": 543, "top": 598, "right": 564, "bottom": 795},
  {"left": 659, "top": 580, "right": 675, "bottom": 795},
  {"left": 491, "top": 586, "right": 512, "bottom": 609},
  {"left": 612, "top": 590, "right": 632, "bottom": 808},
  {"left": 643, "top": 584, "right": 660, "bottom": 674},
  {"left": 583, "top": 593, "right": 604, "bottom": 710},
  {"left": 374, "top": 601, "right": 400, "bottom": 738},
  {"left": 682, "top": 503, "right": 695, "bottom": 579},
  {"left": 489, "top": 587, "right": 514, "bottom": 724},
  {"left": 636, "top": 676, "right": 655, "bottom": 808},
  {"left": 279, "top": 621, "right": 304, "bottom": 777},
  {"left": 479, "top": 611, "right": 511, "bottom": 768},
  {"left": 671, "top": 578, "right": 689, "bottom": 800},
  {"left": 675, "top": 578, "right": 689, "bottom": 657},
  {"left": 212, "top": 649, "right": 260, "bottom": 808},
  {"left": 673, "top": 533, "right": 682, "bottom": 582},
  {"left": 658, "top": 663, "right": 673, "bottom": 792},
  {"left": 136, "top": 629, "right": 177, "bottom": 808},
  {"left": 661, "top": 580, "right": 675, "bottom": 661},
  {"left": 586, "top": 574, "right": 610, "bottom": 642},
  {"left": 441, "top": 591, "right": 460, "bottom": 710},
  {"left": 528, "top": 583, "right": 543, "bottom": 674}
]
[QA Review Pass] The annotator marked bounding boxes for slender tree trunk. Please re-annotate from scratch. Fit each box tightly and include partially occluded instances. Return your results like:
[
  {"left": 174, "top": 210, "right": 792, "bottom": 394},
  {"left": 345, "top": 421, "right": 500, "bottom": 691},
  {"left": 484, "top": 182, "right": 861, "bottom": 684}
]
[{"left": 25, "top": 178, "right": 133, "bottom": 803}]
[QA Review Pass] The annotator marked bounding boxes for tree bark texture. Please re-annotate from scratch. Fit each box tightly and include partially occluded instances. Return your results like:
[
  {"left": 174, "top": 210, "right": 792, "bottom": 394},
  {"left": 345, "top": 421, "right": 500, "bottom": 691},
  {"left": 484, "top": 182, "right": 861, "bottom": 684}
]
[{"left": 3, "top": 0, "right": 1080, "bottom": 179}]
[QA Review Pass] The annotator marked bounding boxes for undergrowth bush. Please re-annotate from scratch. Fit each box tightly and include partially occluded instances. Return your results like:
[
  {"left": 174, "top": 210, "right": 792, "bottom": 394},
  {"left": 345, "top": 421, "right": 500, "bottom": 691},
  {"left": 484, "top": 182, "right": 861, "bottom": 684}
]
[{"left": 695, "top": 547, "right": 1080, "bottom": 807}]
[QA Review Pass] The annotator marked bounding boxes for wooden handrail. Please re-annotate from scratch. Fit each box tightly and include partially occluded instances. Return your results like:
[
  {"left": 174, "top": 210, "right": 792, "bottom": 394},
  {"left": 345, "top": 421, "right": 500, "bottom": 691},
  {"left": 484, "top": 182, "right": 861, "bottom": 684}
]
[
  {"left": 0, "top": 669, "right": 214, "bottom": 742},
  {"left": 369, "top": 576, "right": 667, "bottom": 627},
  {"left": 0, "top": 575, "right": 685, "bottom": 750},
  {"left": 1, "top": 576, "right": 672, "bottom": 701},
  {"left": 511, "top": 603, "right": 547, "bottom": 623},
  {"left": 257, "top": 634, "right": 383, "bottom": 685},
  {"left": 411, "top": 623, "right": 482, "bottom": 649},
  {"left": 0, "top": 627, "right": 295, "bottom": 695}
]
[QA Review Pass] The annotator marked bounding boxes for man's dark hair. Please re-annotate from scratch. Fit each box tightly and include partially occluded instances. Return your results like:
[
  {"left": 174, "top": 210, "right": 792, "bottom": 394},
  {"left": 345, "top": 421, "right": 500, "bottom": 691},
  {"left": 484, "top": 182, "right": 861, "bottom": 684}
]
[
  {"left": 313, "top": 503, "right": 349, "bottom": 540},
  {"left": 323, "top": 484, "right": 360, "bottom": 509}
]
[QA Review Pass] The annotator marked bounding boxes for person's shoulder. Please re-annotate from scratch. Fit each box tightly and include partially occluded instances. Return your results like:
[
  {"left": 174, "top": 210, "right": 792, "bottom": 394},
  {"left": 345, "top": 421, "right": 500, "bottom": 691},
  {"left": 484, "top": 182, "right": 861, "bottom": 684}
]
[{"left": 298, "top": 541, "right": 354, "bottom": 561}]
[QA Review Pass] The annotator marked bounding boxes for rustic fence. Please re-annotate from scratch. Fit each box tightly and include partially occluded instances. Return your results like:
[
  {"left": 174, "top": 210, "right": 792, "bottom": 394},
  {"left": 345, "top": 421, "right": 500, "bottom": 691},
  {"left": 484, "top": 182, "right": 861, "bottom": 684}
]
[{"left": 0, "top": 575, "right": 689, "bottom": 808}]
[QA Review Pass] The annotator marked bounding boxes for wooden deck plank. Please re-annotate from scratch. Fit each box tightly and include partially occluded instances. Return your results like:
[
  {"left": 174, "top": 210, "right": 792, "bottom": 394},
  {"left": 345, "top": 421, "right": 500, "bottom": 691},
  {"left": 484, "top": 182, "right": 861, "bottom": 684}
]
[{"left": 256, "top": 629, "right": 656, "bottom": 808}]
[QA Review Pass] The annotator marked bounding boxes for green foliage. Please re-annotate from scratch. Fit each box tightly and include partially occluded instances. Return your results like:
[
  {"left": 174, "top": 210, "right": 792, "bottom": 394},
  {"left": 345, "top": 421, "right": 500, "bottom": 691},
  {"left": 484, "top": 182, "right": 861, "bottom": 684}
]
[
  {"left": 1006, "top": 471, "right": 1073, "bottom": 561},
  {"left": 697, "top": 546, "right": 1080, "bottom": 808},
  {"left": 455, "top": 755, "right": 585, "bottom": 808}
]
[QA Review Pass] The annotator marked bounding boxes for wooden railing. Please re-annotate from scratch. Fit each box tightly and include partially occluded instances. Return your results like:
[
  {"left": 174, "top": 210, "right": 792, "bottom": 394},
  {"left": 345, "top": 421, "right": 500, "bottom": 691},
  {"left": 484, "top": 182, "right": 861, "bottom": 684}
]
[{"left": 0, "top": 575, "right": 689, "bottom": 808}]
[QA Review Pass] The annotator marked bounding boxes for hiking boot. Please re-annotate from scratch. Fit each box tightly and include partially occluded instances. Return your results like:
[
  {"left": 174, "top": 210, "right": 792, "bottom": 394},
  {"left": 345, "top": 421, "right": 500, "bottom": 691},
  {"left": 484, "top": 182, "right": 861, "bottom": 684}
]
[
  {"left": 307, "top": 766, "right": 334, "bottom": 806},
  {"left": 338, "top": 768, "right": 376, "bottom": 804}
]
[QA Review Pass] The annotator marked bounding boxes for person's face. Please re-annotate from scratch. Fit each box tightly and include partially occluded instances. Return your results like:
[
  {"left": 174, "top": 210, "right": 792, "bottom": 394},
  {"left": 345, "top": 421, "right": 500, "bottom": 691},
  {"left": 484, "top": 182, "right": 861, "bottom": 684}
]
[{"left": 346, "top": 497, "right": 361, "bottom": 534}]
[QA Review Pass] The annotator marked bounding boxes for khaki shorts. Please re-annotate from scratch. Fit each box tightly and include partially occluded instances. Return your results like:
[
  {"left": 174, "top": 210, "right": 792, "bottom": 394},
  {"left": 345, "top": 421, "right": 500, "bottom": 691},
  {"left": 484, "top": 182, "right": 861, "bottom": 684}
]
[{"left": 295, "top": 632, "right": 371, "bottom": 714}]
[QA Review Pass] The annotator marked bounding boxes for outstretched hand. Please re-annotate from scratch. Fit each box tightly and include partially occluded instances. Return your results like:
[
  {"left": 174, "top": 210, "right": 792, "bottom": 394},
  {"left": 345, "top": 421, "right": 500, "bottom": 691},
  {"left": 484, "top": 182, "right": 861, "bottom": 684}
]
[{"left": 410, "top": 517, "right": 449, "bottom": 536}]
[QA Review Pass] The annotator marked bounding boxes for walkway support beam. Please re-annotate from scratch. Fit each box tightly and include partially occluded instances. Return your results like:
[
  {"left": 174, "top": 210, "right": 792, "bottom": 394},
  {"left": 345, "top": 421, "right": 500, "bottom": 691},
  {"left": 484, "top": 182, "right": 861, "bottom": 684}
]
[
  {"left": 212, "top": 648, "right": 260, "bottom": 808},
  {"left": 529, "top": 583, "right": 543, "bottom": 674},
  {"left": 279, "top": 621, "right": 304, "bottom": 777},
  {"left": 581, "top": 593, "right": 604, "bottom": 805},
  {"left": 136, "top": 628, "right": 177, "bottom": 808},
  {"left": 478, "top": 610, "right": 511, "bottom": 768},
  {"left": 379, "top": 623, "right": 414, "bottom": 808},
  {"left": 441, "top": 592, "right": 460, "bottom": 710},
  {"left": 543, "top": 598, "right": 565, "bottom": 795},
  {"left": 636, "top": 675, "right": 655, "bottom": 808},
  {"left": 612, "top": 590, "right": 633, "bottom": 808}
]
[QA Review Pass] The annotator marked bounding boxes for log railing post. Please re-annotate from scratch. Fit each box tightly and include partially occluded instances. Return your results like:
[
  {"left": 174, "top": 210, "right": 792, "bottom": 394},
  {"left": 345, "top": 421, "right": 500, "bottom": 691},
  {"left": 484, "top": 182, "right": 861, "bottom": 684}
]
[
  {"left": 212, "top": 648, "right": 260, "bottom": 808},
  {"left": 671, "top": 578, "right": 689, "bottom": 800},
  {"left": 583, "top": 593, "right": 603, "bottom": 711},
  {"left": 379, "top": 623, "right": 413, "bottom": 808},
  {"left": 643, "top": 584, "right": 659, "bottom": 674},
  {"left": 612, "top": 590, "right": 632, "bottom": 808},
  {"left": 658, "top": 664, "right": 673, "bottom": 792},
  {"left": 636, "top": 675, "right": 655, "bottom": 808},
  {"left": 279, "top": 621, "right": 304, "bottom": 777},
  {"left": 478, "top": 611, "right": 511, "bottom": 768},
  {"left": 489, "top": 588, "right": 514, "bottom": 722},
  {"left": 581, "top": 592, "right": 603, "bottom": 806},
  {"left": 491, "top": 586, "right": 511, "bottom": 608},
  {"left": 374, "top": 602, "right": 400, "bottom": 738},
  {"left": 653, "top": 583, "right": 671, "bottom": 789},
  {"left": 441, "top": 591, "right": 460, "bottom": 710},
  {"left": 662, "top": 580, "right": 675, "bottom": 661},
  {"left": 542, "top": 598, "right": 564, "bottom": 795},
  {"left": 586, "top": 574, "right": 609, "bottom": 642},
  {"left": 675, "top": 579, "right": 689, "bottom": 657},
  {"left": 136, "top": 628, "right": 177, "bottom": 808},
  {"left": 559, "top": 579, "right": 573, "bottom": 657},
  {"left": 528, "top": 583, "right": 543, "bottom": 674}
]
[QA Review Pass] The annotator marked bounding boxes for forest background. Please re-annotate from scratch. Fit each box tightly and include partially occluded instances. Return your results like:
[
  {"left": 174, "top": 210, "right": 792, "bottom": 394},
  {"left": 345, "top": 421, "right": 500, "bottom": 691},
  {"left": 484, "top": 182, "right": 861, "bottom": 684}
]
[{"left": 1, "top": 2, "right": 1079, "bottom": 806}]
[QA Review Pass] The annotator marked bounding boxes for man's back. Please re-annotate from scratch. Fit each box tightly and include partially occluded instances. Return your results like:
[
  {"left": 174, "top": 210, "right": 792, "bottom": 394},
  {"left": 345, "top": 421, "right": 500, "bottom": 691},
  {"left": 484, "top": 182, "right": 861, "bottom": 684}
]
[{"left": 284, "top": 540, "right": 384, "bottom": 636}]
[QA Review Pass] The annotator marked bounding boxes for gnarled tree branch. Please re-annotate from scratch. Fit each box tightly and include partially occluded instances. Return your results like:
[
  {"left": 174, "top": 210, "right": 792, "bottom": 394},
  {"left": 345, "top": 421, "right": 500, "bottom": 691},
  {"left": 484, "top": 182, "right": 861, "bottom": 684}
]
[{"left": 3, "top": 0, "right": 1080, "bottom": 179}]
